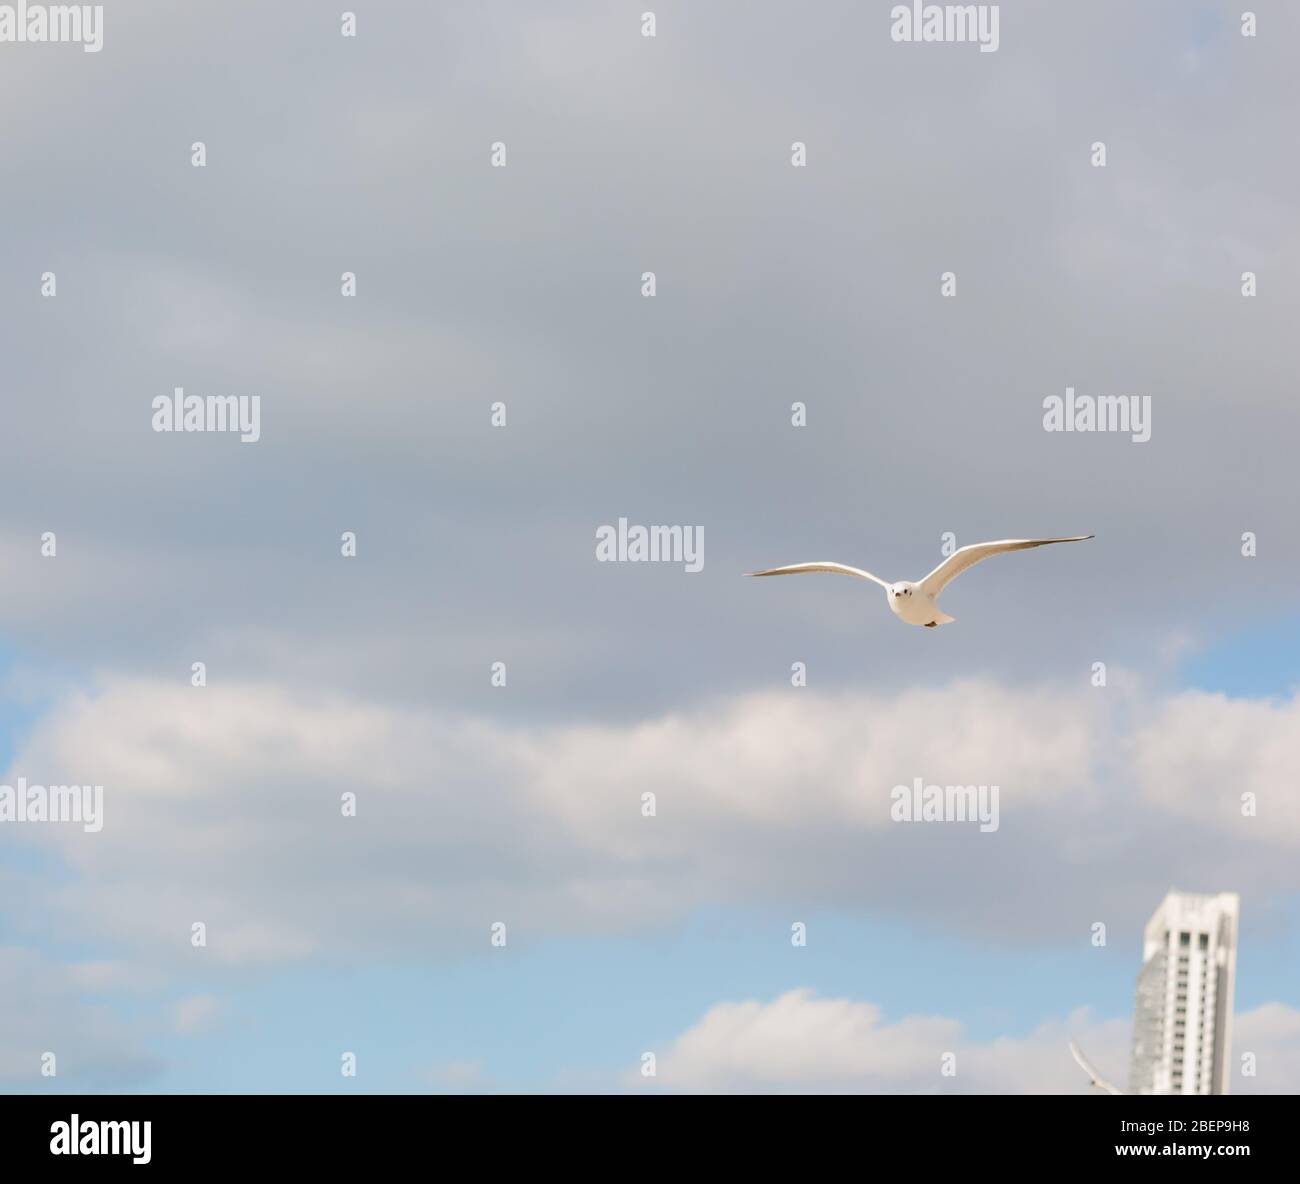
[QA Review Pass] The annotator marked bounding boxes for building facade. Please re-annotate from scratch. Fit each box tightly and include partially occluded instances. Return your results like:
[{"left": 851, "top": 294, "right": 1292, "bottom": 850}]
[{"left": 1129, "top": 891, "right": 1239, "bottom": 1095}]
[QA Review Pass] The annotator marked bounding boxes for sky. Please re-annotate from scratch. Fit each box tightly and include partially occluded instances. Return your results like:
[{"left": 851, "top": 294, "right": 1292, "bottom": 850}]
[{"left": 1, "top": 0, "right": 1298, "bottom": 1094}]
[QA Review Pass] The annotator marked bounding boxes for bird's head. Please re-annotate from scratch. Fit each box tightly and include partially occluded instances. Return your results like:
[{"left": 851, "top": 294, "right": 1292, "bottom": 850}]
[{"left": 891, "top": 583, "right": 913, "bottom": 600}]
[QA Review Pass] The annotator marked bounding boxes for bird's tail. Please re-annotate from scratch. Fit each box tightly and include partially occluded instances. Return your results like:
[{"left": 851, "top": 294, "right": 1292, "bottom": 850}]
[{"left": 931, "top": 610, "right": 956, "bottom": 626}]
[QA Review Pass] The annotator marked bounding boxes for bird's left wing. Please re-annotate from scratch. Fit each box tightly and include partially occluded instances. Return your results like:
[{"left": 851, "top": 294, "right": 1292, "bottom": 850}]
[
  {"left": 919, "top": 536, "right": 1093, "bottom": 597},
  {"left": 747, "top": 561, "right": 889, "bottom": 589},
  {"left": 1069, "top": 1042, "right": 1123, "bottom": 1095}
]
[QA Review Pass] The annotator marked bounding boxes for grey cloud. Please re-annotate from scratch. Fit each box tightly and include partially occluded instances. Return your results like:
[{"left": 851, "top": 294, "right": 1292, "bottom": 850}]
[{"left": 0, "top": 1, "right": 1297, "bottom": 719}]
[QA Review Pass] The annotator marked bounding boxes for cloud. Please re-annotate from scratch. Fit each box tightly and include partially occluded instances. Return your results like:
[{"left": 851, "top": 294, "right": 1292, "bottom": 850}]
[
  {"left": 1130, "top": 690, "right": 1300, "bottom": 842},
  {"left": 647, "top": 987, "right": 1125, "bottom": 1093},
  {"left": 3, "top": 672, "right": 1297, "bottom": 969},
  {"left": 172, "top": 994, "right": 221, "bottom": 1036},
  {"left": 423, "top": 1060, "right": 488, "bottom": 1092},
  {"left": 1234, "top": 1003, "right": 1300, "bottom": 1093},
  {"left": 1, "top": 1, "right": 1299, "bottom": 716},
  {"left": 647, "top": 988, "right": 1300, "bottom": 1094},
  {"left": 0, "top": 947, "right": 163, "bottom": 1087}
]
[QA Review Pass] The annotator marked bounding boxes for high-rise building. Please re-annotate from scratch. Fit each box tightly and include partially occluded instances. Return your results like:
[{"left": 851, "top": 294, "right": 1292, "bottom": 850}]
[{"left": 1129, "top": 891, "right": 1239, "bottom": 1095}]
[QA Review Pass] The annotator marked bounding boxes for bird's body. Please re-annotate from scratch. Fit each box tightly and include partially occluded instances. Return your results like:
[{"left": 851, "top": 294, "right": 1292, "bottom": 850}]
[
  {"left": 748, "top": 536, "right": 1093, "bottom": 628},
  {"left": 886, "top": 580, "right": 954, "bottom": 627}
]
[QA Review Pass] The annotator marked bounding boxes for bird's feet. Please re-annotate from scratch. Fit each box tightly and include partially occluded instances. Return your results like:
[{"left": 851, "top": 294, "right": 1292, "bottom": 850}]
[{"left": 924, "top": 621, "right": 938, "bottom": 628}]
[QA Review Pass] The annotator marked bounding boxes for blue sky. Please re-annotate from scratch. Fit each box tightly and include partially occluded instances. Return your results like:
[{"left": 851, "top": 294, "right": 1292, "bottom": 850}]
[{"left": 9, "top": 616, "right": 1299, "bottom": 1093}]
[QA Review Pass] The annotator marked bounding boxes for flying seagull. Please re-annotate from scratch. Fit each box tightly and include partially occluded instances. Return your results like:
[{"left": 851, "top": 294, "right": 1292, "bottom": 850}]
[
  {"left": 748, "top": 536, "right": 1093, "bottom": 627},
  {"left": 1068, "top": 1042, "right": 1123, "bottom": 1095}
]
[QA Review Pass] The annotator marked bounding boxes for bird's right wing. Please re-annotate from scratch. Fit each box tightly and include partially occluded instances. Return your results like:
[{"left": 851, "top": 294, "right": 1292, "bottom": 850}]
[
  {"left": 1069, "top": 1042, "right": 1123, "bottom": 1095},
  {"left": 747, "top": 561, "right": 889, "bottom": 589},
  {"left": 919, "top": 536, "right": 1094, "bottom": 598}
]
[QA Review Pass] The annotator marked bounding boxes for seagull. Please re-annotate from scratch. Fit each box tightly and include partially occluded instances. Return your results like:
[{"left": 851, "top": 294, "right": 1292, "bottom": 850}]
[
  {"left": 1068, "top": 1042, "right": 1123, "bottom": 1095},
  {"left": 747, "top": 536, "right": 1093, "bottom": 627}
]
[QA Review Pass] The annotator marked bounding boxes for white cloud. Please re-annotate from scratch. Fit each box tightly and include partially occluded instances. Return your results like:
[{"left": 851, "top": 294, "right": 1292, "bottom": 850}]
[
  {"left": 648, "top": 988, "right": 1300, "bottom": 1095},
  {"left": 423, "top": 1059, "right": 488, "bottom": 1092},
  {"left": 172, "top": 994, "right": 221, "bottom": 1036},
  {"left": 0, "top": 947, "right": 161, "bottom": 1086},
  {"left": 4, "top": 672, "right": 1298, "bottom": 971},
  {"left": 651, "top": 988, "right": 960, "bottom": 1093},
  {"left": 1130, "top": 690, "right": 1300, "bottom": 842},
  {"left": 1234, "top": 1004, "right": 1300, "bottom": 1093},
  {"left": 648, "top": 988, "right": 1125, "bottom": 1094}
]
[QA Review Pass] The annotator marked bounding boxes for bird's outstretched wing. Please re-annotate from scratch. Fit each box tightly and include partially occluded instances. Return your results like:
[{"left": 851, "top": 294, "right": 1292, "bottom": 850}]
[
  {"left": 1069, "top": 1042, "right": 1123, "bottom": 1095},
  {"left": 919, "top": 536, "right": 1093, "bottom": 598},
  {"left": 747, "top": 561, "right": 889, "bottom": 589}
]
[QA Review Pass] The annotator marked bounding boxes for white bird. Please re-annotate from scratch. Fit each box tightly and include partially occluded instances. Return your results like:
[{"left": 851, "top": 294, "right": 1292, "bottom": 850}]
[
  {"left": 748, "top": 535, "right": 1093, "bottom": 627},
  {"left": 1068, "top": 1042, "right": 1123, "bottom": 1095}
]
